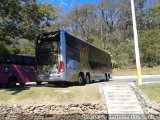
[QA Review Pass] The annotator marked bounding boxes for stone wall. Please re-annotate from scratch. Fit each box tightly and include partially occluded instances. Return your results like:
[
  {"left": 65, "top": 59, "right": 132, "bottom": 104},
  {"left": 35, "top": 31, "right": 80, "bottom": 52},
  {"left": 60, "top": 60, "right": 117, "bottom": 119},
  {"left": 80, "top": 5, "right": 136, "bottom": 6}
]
[
  {"left": 0, "top": 103, "right": 108, "bottom": 120},
  {"left": 130, "top": 84, "right": 160, "bottom": 120}
]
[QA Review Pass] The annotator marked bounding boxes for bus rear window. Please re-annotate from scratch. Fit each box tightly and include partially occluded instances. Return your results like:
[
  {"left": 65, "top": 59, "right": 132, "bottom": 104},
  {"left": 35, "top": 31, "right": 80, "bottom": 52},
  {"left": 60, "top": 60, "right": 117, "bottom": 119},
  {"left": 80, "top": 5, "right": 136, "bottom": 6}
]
[{"left": 36, "top": 41, "right": 60, "bottom": 65}]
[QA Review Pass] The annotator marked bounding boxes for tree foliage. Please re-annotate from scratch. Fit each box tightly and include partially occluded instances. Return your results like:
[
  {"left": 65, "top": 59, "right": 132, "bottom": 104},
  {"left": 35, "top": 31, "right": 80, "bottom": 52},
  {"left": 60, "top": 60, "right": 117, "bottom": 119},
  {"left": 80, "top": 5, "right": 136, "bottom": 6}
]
[
  {"left": 139, "top": 29, "right": 160, "bottom": 67},
  {"left": 0, "top": 0, "right": 160, "bottom": 67},
  {"left": 0, "top": 0, "right": 58, "bottom": 59}
]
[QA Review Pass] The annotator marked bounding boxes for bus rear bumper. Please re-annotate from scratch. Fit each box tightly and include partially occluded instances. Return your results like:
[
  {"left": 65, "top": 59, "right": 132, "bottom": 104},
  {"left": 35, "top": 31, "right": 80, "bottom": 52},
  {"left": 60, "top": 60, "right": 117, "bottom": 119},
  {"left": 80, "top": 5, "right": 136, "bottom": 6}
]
[{"left": 37, "top": 73, "right": 68, "bottom": 82}]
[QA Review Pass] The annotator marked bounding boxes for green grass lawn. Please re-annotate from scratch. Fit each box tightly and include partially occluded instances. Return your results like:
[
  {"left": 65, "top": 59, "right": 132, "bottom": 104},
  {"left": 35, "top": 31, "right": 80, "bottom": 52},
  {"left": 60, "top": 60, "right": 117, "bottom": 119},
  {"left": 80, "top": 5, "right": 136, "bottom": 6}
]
[
  {"left": 138, "top": 83, "right": 160, "bottom": 102},
  {"left": 0, "top": 84, "right": 102, "bottom": 105},
  {"left": 113, "top": 67, "right": 160, "bottom": 76}
]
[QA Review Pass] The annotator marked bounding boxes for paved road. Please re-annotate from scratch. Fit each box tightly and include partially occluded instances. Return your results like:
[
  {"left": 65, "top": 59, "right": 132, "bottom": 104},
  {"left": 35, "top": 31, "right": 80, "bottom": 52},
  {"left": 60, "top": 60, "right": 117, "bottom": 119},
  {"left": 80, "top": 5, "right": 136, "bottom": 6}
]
[
  {"left": 25, "top": 75, "right": 160, "bottom": 86},
  {"left": 112, "top": 75, "right": 160, "bottom": 83}
]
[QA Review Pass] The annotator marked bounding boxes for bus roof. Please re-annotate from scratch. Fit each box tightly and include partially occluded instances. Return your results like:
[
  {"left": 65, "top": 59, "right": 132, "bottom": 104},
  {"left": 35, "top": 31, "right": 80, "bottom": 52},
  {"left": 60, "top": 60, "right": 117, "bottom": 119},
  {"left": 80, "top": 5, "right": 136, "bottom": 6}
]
[
  {"left": 15, "top": 54, "right": 35, "bottom": 57},
  {"left": 64, "top": 31, "right": 110, "bottom": 55}
]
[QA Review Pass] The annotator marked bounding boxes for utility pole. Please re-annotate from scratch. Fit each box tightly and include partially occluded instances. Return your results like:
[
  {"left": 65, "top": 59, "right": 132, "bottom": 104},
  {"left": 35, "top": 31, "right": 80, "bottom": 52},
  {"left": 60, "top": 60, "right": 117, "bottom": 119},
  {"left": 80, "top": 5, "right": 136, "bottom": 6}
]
[{"left": 131, "top": 0, "right": 142, "bottom": 85}]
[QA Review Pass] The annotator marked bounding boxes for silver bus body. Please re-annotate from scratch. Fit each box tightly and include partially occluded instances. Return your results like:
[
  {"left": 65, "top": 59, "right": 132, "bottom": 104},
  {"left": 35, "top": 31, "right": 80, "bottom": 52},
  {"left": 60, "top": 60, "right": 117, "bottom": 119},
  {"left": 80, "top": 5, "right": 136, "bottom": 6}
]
[{"left": 36, "top": 30, "right": 112, "bottom": 84}]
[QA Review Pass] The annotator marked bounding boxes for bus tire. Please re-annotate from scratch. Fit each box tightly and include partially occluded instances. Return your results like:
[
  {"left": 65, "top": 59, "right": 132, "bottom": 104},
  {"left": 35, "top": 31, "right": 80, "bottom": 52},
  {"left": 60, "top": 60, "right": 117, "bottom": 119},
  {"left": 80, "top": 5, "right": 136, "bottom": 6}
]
[
  {"left": 36, "top": 81, "right": 42, "bottom": 85},
  {"left": 20, "top": 82, "right": 25, "bottom": 86},
  {"left": 86, "top": 74, "right": 91, "bottom": 84},
  {"left": 0, "top": 84, "right": 3, "bottom": 88},
  {"left": 52, "top": 82, "right": 62, "bottom": 86},
  {"left": 77, "top": 74, "right": 85, "bottom": 86},
  {"left": 105, "top": 73, "right": 109, "bottom": 81},
  {"left": 7, "top": 77, "right": 17, "bottom": 88}
]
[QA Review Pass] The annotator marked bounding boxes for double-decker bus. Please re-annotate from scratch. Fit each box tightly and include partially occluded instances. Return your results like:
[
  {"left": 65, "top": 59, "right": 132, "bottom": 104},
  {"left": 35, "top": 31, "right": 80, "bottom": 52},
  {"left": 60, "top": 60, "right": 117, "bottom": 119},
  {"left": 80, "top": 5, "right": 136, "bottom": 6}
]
[
  {"left": 36, "top": 30, "right": 112, "bottom": 85},
  {"left": 0, "top": 55, "right": 37, "bottom": 87}
]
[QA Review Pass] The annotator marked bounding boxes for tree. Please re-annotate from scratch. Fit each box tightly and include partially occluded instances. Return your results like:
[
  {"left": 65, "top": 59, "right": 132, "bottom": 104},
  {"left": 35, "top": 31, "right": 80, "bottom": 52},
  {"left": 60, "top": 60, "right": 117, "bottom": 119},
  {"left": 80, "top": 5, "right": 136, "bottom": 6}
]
[
  {"left": 146, "top": 6, "right": 160, "bottom": 29},
  {"left": 99, "top": 0, "right": 121, "bottom": 33},
  {"left": 139, "top": 29, "right": 160, "bottom": 67},
  {"left": 38, "top": 3, "right": 60, "bottom": 30},
  {"left": 64, "top": 4, "right": 98, "bottom": 43},
  {"left": 0, "top": 0, "right": 58, "bottom": 58}
]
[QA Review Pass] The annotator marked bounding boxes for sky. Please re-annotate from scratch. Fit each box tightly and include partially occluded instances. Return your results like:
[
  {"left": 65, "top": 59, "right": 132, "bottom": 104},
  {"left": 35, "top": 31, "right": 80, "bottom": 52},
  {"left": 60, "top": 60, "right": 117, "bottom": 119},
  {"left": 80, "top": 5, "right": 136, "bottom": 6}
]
[
  {"left": 38, "top": 0, "right": 99, "bottom": 12},
  {"left": 38, "top": 0, "right": 157, "bottom": 12}
]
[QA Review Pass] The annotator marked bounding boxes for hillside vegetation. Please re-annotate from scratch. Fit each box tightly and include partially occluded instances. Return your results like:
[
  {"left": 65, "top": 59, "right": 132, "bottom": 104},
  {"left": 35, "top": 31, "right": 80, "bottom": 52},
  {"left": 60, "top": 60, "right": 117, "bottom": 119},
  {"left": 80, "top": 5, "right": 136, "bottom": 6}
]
[{"left": 0, "top": 0, "right": 160, "bottom": 68}]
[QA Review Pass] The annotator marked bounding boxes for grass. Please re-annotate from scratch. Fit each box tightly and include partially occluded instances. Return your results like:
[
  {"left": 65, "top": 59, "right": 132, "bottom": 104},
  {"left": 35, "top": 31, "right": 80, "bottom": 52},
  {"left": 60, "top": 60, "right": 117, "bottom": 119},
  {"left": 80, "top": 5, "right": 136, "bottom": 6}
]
[
  {"left": 113, "top": 66, "right": 160, "bottom": 76},
  {"left": 0, "top": 84, "right": 102, "bottom": 105},
  {"left": 138, "top": 83, "right": 160, "bottom": 102}
]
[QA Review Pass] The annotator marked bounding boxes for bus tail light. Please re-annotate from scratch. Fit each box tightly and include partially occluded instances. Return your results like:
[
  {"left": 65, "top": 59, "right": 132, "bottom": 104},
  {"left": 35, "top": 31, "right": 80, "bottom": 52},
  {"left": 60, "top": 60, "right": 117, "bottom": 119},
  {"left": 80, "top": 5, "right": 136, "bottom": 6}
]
[{"left": 58, "top": 61, "right": 64, "bottom": 74}]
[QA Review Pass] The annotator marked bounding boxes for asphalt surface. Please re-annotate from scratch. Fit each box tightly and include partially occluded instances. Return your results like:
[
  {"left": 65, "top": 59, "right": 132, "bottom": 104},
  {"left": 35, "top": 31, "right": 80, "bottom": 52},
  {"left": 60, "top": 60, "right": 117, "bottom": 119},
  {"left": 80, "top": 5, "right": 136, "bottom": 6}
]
[
  {"left": 112, "top": 75, "right": 160, "bottom": 84},
  {"left": 24, "top": 75, "right": 160, "bottom": 86}
]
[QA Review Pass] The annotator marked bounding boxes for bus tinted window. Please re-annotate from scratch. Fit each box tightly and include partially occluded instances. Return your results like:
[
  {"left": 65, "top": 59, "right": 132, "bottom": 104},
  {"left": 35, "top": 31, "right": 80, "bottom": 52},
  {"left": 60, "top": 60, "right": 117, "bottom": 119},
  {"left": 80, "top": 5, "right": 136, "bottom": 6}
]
[
  {"left": 23, "top": 57, "right": 35, "bottom": 65},
  {"left": 36, "top": 40, "right": 60, "bottom": 65},
  {"left": 14, "top": 56, "right": 22, "bottom": 64},
  {"left": 5, "top": 56, "right": 14, "bottom": 64},
  {"left": 4, "top": 55, "right": 35, "bottom": 65},
  {"left": 27, "top": 57, "right": 35, "bottom": 65},
  {"left": 67, "top": 46, "right": 80, "bottom": 62}
]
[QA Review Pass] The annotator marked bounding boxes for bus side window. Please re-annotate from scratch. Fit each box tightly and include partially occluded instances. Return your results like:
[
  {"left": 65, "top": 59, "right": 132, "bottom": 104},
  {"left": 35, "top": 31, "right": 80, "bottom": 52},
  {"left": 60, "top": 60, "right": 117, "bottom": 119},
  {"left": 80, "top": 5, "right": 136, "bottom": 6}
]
[
  {"left": 14, "top": 56, "right": 22, "bottom": 65},
  {"left": 21, "top": 56, "right": 35, "bottom": 65},
  {"left": 5, "top": 56, "right": 14, "bottom": 64},
  {"left": 27, "top": 57, "right": 35, "bottom": 65},
  {"left": 66, "top": 47, "right": 80, "bottom": 68},
  {"left": 23, "top": 57, "right": 28, "bottom": 65}
]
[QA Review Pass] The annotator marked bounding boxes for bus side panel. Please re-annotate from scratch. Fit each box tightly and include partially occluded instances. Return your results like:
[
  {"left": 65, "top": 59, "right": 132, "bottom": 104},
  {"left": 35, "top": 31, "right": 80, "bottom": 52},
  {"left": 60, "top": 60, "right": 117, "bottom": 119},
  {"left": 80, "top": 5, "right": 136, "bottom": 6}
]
[
  {"left": 0, "top": 64, "right": 19, "bottom": 85},
  {"left": 17, "top": 65, "right": 37, "bottom": 83},
  {"left": 88, "top": 47, "right": 112, "bottom": 80},
  {"left": 25, "top": 66, "right": 37, "bottom": 82},
  {"left": 64, "top": 32, "right": 112, "bottom": 82},
  {"left": 64, "top": 32, "right": 83, "bottom": 82},
  {"left": 11, "top": 64, "right": 25, "bottom": 84},
  {"left": 7, "top": 64, "right": 34, "bottom": 84},
  {"left": 0, "top": 64, "right": 6, "bottom": 85},
  {"left": 0, "top": 64, "right": 12, "bottom": 85}
]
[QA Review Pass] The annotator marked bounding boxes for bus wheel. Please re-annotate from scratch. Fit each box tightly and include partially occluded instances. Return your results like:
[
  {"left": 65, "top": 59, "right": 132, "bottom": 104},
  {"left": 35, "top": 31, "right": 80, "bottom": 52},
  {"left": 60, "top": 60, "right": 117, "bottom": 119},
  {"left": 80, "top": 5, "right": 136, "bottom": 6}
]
[
  {"left": 20, "top": 82, "right": 25, "bottom": 86},
  {"left": 105, "top": 73, "right": 109, "bottom": 81},
  {"left": 36, "top": 81, "right": 42, "bottom": 85},
  {"left": 77, "top": 74, "right": 85, "bottom": 86},
  {"left": 7, "top": 77, "right": 17, "bottom": 88},
  {"left": 52, "top": 82, "right": 62, "bottom": 86},
  {"left": 86, "top": 74, "right": 90, "bottom": 84}
]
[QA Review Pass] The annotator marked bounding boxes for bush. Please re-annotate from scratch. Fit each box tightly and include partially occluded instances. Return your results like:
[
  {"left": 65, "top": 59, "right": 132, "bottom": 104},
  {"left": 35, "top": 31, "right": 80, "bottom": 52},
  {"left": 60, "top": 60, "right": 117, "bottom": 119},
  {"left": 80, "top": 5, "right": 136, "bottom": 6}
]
[{"left": 0, "top": 44, "right": 11, "bottom": 62}]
